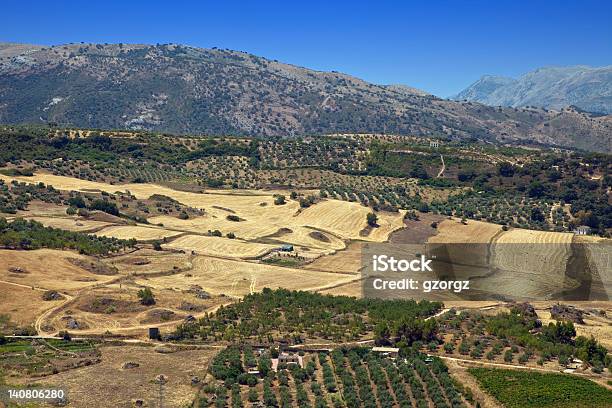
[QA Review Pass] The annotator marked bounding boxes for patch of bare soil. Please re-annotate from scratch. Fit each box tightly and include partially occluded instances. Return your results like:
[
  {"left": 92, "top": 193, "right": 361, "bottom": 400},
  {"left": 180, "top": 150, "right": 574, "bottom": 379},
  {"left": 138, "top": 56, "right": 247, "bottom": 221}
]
[
  {"left": 69, "top": 258, "right": 118, "bottom": 275},
  {"left": 309, "top": 231, "right": 330, "bottom": 243},
  {"left": 86, "top": 210, "right": 128, "bottom": 224},
  {"left": 389, "top": 212, "right": 445, "bottom": 244},
  {"left": 267, "top": 227, "right": 293, "bottom": 238},
  {"left": 139, "top": 308, "right": 181, "bottom": 324},
  {"left": 76, "top": 296, "right": 142, "bottom": 314},
  {"left": 359, "top": 225, "right": 374, "bottom": 237}
]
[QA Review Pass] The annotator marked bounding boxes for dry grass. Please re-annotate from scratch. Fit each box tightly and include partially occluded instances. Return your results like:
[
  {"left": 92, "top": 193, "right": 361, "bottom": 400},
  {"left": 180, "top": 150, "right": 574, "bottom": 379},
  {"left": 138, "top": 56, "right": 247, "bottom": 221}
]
[
  {"left": 1, "top": 173, "right": 404, "bottom": 246},
  {"left": 39, "top": 344, "right": 215, "bottom": 407},
  {"left": 295, "top": 200, "right": 405, "bottom": 241},
  {"left": 136, "top": 255, "right": 358, "bottom": 297},
  {"left": 44, "top": 284, "right": 220, "bottom": 335},
  {"left": 165, "top": 235, "right": 277, "bottom": 259},
  {"left": 428, "top": 219, "right": 502, "bottom": 244},
  {"left": 482, "top": 228, "right": 574, "bottom": 299},
  {"left": 0, "top": 249, "right": 115, "bottom": 293},
  {"left": 0, "top": 282, "right": 59, "bottom": 327},
  {"left": 108, "top": 249, "right": 193, "bottom": 276},
  {"left": 304, "top": 241, "right": 363, "bottom": 274}
]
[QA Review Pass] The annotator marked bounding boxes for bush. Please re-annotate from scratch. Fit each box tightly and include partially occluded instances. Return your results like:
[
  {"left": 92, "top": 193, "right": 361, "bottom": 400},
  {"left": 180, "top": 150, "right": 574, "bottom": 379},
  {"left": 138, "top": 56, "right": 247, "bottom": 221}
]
[
  {"left": 137, "top": 287, "right": 155, "bottom": 305},
  {"left": 274, "top": 195, "right": 286, "bottom": 205},
  {"left": 366, "top": 212, "right": 378, "bottom": 227}
]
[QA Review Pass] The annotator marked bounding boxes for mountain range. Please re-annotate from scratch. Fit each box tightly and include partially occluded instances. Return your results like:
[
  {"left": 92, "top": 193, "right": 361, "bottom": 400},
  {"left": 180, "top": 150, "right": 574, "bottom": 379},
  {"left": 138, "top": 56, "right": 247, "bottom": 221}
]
[
  {"left": 453, "top": 65, "right": 612, "bottom": 115},
  {"left": 0, "top": 42, "right": 610, "bottom": 152}
]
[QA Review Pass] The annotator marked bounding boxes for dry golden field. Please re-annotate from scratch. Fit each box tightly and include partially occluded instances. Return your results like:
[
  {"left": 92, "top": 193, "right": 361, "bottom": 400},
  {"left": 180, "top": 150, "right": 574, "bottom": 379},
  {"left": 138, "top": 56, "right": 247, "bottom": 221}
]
[
  {"left": 42, "top": 284, "right": 223, "bottom": 335},
  {"left": 0, "top": 249, "right": 115, "bottom": 293},
  {"left": 485, "top": 229, "right": 574, "bottom": 299},
  {"left": 428, "top": 218, "right": 503, "bottom": 244},
  {"left": 304, "top": 241, "right": 363, "bottom": 273},
  {"left": 135, "top": 255, "right": 359, "bottom": 297},
  {"left": 0, "top": 281, "right": 60, "bottom": 326},
  {"left": 107, "top": 249, "right": 194, "bottom": 276},
  {"left": 1, "top": 172, "right": 405, "bottom": 246},
  {"left": 164, "top": 235, "right": 278, "bottom": 259}
]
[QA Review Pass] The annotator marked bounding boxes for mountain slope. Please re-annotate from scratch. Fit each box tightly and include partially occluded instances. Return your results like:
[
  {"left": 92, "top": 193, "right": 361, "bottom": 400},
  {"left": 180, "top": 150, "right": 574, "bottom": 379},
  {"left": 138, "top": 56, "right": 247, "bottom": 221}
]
[
  {"left": 0, "top": 42, "right": 610, "bottom": 152},
  {"left": 454, "top": 65, "right": 612, "bottom": 115}
]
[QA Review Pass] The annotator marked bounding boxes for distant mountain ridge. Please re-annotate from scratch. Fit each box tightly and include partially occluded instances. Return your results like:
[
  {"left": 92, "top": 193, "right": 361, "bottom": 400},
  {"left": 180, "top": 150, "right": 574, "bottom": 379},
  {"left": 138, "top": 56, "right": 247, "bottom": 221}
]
[
  {"left": 0, "top": 42, "right": 610, "bottom": 152},
  {"left": 453, "top": 65, "right": 612, "bottom": 115}
]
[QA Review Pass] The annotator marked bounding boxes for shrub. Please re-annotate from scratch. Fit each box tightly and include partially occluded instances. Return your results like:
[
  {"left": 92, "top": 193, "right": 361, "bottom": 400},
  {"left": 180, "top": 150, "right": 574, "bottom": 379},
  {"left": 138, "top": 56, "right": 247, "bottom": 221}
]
[{"left": 137, "top": 287, "right": 155, "bottom": 305}]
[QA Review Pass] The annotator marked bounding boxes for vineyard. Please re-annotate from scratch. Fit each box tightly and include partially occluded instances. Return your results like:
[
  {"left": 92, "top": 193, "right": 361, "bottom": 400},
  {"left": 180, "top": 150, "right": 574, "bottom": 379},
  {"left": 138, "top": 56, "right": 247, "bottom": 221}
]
[
  {"left": 468, "top": 368, "right": 612, "bottom": 408},
  {"left": 200, "top": 346, "right": 471, "bottom": 408}
]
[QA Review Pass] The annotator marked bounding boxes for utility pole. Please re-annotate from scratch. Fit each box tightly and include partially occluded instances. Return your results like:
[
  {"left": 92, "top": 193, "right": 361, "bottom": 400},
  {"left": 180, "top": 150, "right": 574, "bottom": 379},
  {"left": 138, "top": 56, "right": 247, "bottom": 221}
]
[{"left": 155, "top": 374, "right": 167, "bottom": 408}]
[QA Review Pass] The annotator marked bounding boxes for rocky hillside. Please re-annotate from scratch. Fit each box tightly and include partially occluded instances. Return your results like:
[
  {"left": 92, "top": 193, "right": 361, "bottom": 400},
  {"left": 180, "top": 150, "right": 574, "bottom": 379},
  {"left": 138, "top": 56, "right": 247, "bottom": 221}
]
[
  {"left": 454, "top": 65, "right": 612, "bottom": 115},
  {"left": 0, "top": 42, "right": 610, "bottom": 152}
]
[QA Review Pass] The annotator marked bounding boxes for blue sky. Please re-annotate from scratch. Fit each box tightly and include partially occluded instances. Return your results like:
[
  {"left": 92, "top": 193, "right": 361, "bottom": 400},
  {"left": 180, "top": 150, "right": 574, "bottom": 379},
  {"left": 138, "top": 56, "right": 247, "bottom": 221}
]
[{"left": 2, "top": 0, "right": 611, "bottom": 96}]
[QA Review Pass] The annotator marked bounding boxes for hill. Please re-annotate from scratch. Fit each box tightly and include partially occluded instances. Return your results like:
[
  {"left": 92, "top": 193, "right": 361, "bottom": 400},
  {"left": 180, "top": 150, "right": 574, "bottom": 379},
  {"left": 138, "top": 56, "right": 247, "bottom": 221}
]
[
  {"left": 453, "top": 65, "right": 612, "bottom": 116},
  {"left": 0, "top": 42, "right": 610, "bottom": 152}
]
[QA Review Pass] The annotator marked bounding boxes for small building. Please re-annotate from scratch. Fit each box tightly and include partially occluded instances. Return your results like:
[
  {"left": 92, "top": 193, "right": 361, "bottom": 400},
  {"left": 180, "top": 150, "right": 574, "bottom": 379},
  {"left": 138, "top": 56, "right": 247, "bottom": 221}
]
[
  {"left": 280, "top": 244, "right": 294, "bottom": 252},
  {"left": 148, "top": 327, "right": 160, "bottom": 340},
  {"left": 272, "top": 352, "right": 304, "bottom": 371},
  {"left": 372, "top": 346, "right": 400, "bottom": 359},
  {"left": 573, "top": 226, "right": 591, "bottom": 235},
  {"left": 430, "top": 140, "right": 440, "bottom": 148}
]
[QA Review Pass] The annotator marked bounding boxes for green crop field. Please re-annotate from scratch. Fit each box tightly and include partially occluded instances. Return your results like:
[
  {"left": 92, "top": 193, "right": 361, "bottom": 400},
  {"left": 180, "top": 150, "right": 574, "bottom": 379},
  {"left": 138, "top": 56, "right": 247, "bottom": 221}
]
[{"left": 468, "top": 368, "right": 612, "bottom": 408}]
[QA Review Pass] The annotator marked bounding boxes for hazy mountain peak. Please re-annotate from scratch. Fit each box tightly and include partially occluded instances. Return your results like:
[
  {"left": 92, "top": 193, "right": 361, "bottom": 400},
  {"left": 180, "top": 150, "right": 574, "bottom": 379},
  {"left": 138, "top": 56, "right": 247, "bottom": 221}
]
[{"left": 454, "top": 65, "right": 612, "bottom": 114}]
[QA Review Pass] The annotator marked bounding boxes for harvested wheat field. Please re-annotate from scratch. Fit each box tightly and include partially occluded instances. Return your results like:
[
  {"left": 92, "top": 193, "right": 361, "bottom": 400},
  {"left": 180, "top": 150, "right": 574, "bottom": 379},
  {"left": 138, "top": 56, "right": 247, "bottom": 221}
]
[
  {"left": 108, "top": 249, "right": 194, "bottom": 275},
  {"left": 295, "top": 200, "right": 405, "bottom": 241},
  {"left": 304, "top": 241, "right": 363, "bottom": 274},
  {"left": 455, "top": 228, "right": 575, "bottom": 299},
  {"left": 164, "top": 235, "right": 277, "bottom": 259},
  {"left": 0, "top": 249, "right": 115, "bottom": 293},
  {"left": 492, "top": 229, "right": 572, "bottom": 277},
  {"left": 318, "top": 279, "right": 364, "bottom": 297},
  {"left": 95, "top": 225, "right": 184, "bottom": 241},
  {"left": 428, "top": 219, "right": 502, "bottom": 244},
  {"left": 39, "top": 344, "right": 215, "bottom": 407},
  {"left": 149, "top": 212, "right": 288, "bottom": 240},
  {"left": 136, "top": 256, "right": 358, "bottom": 297},
  {"left": 1, "top": 174, "right": 405, "bottom": 246},
  {"left": 0, "top": 173, "right": 281, "bottom": 210},
  {"left": 263, "top": 226, "right": 346, "bottom": 252}
]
